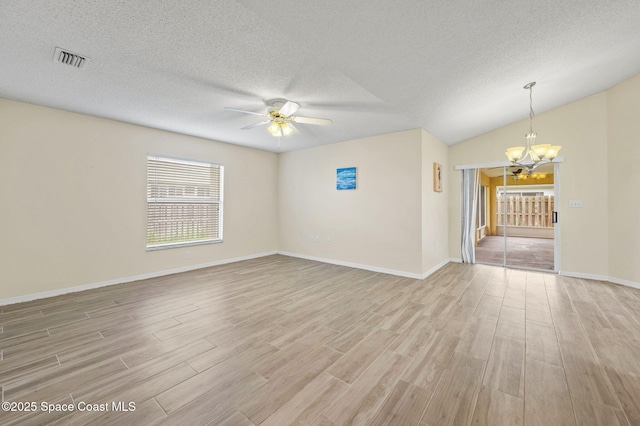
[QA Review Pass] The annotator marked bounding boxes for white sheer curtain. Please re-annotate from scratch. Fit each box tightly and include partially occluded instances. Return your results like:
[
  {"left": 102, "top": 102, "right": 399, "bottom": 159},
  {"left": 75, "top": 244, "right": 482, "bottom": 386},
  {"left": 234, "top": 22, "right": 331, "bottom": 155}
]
[{"left": 461, "top": 168, "right": 480, "bottom": 263}]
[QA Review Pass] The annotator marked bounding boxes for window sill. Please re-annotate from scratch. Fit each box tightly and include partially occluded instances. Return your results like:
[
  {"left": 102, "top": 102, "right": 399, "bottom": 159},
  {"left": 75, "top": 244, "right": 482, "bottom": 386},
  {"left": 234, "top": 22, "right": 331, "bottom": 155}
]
[{"left": 146, "top": 239, "right": 223, "bottom": 251}]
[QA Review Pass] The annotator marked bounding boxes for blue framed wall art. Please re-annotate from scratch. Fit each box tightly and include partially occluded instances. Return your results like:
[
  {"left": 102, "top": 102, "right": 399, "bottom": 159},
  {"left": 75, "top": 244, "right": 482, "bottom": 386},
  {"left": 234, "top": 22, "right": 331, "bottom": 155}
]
[{"left": 336, "top": 167, "right": 356, "bottom": 190}]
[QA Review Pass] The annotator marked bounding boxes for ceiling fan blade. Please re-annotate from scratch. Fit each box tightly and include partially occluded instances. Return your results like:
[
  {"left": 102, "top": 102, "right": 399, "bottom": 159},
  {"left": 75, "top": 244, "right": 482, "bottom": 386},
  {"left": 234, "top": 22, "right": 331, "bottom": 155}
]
[
  {"left": 292, "top": 116, "right": 333, "bottom": 126},
  {"left": 278, "top": 101, "right": 300, "bottom": 116},
  {"left": 241, "top": 120, "right": 271, "bottom": 130},
  {"left": 224, "top": 107, "right": 267, "bottom": 117},
  {"left": 287, "top": 122, "right": 300, "bottom": 135}
]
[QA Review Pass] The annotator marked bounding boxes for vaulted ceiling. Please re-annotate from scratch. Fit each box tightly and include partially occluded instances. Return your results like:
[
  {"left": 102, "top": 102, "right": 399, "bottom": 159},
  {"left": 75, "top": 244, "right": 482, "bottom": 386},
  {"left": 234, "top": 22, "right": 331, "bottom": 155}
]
[{"left": 2, "top": 1, "right": 640, "bottom": 152}]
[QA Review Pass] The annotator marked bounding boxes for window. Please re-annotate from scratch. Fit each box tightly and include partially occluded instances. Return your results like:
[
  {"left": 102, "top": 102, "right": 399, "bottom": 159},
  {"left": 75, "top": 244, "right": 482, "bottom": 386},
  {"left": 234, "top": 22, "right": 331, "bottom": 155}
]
[
  {"left": 498, "top": 190, "right": 544, "bottom": 197},
  {"left": 146, "top": 156, "right": 223, "bottom": 250},
  {"left": 477, "top": 185, "right": 487, "bottom": 228}
]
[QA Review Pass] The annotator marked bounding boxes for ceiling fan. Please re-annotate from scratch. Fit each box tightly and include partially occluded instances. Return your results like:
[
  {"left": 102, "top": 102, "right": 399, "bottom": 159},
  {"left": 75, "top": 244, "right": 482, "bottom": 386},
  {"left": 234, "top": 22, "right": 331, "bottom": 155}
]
[
  {"left": 225, "top": 99, "right": 332, "bottom": 137},
  {"left": 485, "top": 166, "right": 550, "bottom": 182}
]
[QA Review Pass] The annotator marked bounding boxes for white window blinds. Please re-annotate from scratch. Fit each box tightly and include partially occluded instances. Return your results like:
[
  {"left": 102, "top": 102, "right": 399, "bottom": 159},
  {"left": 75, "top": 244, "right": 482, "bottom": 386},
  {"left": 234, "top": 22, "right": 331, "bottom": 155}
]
[{"left": 147, "top": 156, "right": 224, "bottom": 250}]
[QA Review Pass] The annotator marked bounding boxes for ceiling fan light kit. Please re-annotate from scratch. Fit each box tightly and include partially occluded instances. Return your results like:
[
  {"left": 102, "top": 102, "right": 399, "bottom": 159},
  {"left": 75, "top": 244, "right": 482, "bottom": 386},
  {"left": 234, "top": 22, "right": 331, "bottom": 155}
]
[
  {"left": 505, "top": 82, "right": 561, "bottom": 171},
  {"left": 225, "top": 99, "right": 332, "bottom": 139},
  {"left": 268, "top": 121, "right": 293, "bottom": 137}
]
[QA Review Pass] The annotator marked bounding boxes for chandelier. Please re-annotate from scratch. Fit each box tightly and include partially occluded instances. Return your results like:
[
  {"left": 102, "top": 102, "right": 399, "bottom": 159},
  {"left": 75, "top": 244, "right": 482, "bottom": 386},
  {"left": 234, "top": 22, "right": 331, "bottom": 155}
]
[{"left": 505, "top": 82, "right": 561, "bottom": 171}]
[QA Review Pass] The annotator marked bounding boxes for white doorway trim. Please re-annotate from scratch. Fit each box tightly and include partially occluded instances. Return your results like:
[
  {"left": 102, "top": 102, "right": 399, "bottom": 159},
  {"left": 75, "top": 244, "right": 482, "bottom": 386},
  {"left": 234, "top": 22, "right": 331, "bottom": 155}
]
[
  {"left": 553, "top": 162, "right": 561, "bottom": 273},
  {"left": 454, "top": 156, "right": 565, "bottom": 171}
]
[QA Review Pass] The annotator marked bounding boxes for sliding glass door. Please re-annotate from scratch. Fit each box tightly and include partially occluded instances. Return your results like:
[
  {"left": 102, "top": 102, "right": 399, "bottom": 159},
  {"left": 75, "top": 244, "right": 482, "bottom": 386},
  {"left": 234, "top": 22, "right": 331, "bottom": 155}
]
[{"left": 474, "top": 165, "right": 557, "bottom": 272}]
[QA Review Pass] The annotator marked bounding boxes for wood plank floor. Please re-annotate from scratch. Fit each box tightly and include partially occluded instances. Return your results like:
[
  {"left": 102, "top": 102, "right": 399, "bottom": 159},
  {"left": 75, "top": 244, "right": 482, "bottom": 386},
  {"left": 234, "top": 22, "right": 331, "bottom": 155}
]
[
  {"left": 475, "top": 236, "right": 555, "bottom": 270},
  {"left": 1, "top": 255, "right": 640, "bottom": 425}
]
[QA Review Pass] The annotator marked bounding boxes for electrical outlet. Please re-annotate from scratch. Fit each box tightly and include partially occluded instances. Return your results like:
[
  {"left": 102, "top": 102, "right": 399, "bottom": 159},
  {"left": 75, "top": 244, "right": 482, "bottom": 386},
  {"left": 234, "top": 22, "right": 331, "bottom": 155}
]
[
  {"left": 327, "top": 237, "right": 332, "bottom": 244},
  {"left": 186, "top": 251, "right": 191, "bottom": 259},
  {"left": 569, "top": 200, "right": 583, "bottom": 208}
]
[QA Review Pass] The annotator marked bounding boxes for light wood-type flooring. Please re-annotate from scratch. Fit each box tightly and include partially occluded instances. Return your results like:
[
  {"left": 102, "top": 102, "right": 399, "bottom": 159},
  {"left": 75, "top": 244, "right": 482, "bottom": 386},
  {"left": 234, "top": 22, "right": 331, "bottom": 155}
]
[
  {"left": 475, "top": 236, "right": 555, "bottom": 271},
  {"left": 2, "top": 255, "right": 640, "bottom": 425}
]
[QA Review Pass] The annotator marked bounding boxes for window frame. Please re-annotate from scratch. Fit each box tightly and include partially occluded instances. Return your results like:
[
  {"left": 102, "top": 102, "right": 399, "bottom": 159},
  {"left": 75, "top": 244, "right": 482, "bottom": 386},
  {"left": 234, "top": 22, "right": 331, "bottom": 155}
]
[
  {"left": 146, "top": 155, "right": 224, "bottom": 251},
  {"left": 477, "top": 184, "right": 487, "bottom": 229}
]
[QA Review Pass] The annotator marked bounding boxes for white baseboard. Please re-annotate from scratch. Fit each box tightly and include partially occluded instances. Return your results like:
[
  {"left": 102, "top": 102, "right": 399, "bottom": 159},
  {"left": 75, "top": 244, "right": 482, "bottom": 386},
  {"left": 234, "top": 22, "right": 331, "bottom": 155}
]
[
  {"left": 277, "top": 251, "right": 423, "bottom": 279},
  {"left": 560, "top": 270, "right": 640, "bottom": 290},
  {"left": 20, "top": 252, "right": 635, "bottom": 306},
  {"left": 278, "top": 251, "right": 452, "bottom": 280},
  {"left": 0, "top": 251, "right": 278, "bottom": 306},
  {"left": 420, "top": 259, "right": 454, "bottom": 279},
  {"left": 559, "top": 271, "right": 609, "bottom": 281},
  {"left": 609, "top": 276, "right": 640, "bottom": 290}
]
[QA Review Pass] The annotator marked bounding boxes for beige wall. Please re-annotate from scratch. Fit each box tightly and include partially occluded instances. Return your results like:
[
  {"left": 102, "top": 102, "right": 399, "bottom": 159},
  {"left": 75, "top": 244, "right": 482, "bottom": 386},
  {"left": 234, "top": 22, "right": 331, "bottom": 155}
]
[
  {"left": 0, "top": 98, "right": 279, "bottom": 300},
  {"left": 448, "top": 92, "right": 610, "bottom": 277},
  {"left": 278, "top": 129, "right": 424, "bottom": 275},
  {"left": 4, "top": 74, "right": 639, "bottom": 301},
  {"left": 421, "top": 129, "right": 450, "bottom": 273},
  {"left": 278, "top": 128, "right": 449, "bottom": 277},
  {"left": 449, "top": 75, "right": 640, "bottom": 285},
  {"left": 608, "top": 74, "right": 640, "bottom": 284}
]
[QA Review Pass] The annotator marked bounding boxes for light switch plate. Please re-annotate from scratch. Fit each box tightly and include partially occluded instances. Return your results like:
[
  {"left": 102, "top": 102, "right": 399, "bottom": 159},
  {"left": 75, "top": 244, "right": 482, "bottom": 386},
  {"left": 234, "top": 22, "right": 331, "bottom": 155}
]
[{"left": 569, "top": 200, "right": 583, "bottom": 208}]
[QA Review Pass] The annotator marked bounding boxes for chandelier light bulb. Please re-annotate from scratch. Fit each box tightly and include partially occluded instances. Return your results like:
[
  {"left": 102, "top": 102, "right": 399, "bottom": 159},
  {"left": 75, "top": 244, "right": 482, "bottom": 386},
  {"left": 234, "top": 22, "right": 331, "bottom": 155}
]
[
  {"left": 281, "top": 123, "right": 293, "bottom": 136},
  {"left": 268, "top": 122, "right": 282, "bottom": 136},
  {"left": 546, "top": 146, "right": 562, "bottom": 160}
]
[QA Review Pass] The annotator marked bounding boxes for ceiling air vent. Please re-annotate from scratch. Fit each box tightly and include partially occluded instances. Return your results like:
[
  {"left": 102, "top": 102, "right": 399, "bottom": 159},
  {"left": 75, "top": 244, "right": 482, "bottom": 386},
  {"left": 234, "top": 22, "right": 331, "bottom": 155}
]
[{"left": 53, "top": 47, "right": 88, "bottom": 69}]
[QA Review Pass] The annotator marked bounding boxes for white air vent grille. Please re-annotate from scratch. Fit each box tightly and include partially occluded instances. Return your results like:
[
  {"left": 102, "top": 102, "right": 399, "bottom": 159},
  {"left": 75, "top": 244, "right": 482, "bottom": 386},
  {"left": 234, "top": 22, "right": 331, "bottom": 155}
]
[{"left": 53, "top": 47, "right": 88, "bottom": 69}]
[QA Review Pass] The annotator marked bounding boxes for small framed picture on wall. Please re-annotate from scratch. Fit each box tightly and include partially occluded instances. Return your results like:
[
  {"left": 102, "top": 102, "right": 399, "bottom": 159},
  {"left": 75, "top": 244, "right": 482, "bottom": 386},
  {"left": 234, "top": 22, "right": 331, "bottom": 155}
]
[
  {"left": 337, "top": 167, "right": 356, "bottom": 190},
  {"left": 433, "top": 163, "right": 443, "bottom": 192}
]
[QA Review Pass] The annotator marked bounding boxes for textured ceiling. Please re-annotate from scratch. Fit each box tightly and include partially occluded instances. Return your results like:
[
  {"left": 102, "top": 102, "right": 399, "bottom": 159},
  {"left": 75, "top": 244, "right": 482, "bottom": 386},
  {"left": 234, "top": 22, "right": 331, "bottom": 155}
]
[{"left": 1, "top": 1, "right": 640, "bottom": 152}]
